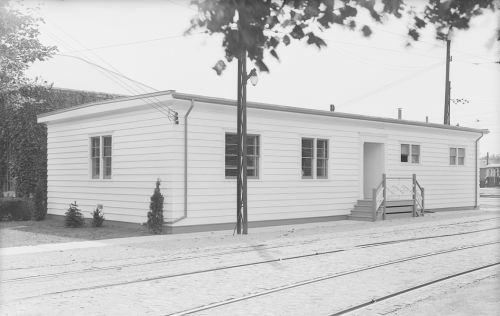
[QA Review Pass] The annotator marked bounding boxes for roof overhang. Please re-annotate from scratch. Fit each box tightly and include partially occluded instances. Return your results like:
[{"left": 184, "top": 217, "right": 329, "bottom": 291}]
[{"left": 37, "top": 90, "right": 489, "bottom": 135}]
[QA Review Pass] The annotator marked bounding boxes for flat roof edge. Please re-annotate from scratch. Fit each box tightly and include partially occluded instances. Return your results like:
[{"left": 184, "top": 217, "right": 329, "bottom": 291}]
[
  {"left": 171, "top": 92, "right": 489, "bottom": 135},
  {"left": 37, "top": 90, "right": 176, "bottom": 119}
]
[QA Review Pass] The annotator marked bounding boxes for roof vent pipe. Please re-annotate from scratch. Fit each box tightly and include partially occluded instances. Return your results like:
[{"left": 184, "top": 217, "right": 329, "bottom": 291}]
[
  {"left": 398, "top": 108, "right": 402, "bottom": 119},
  {"left": 330, "top": 104, "right": 335, "bottom": 112}
]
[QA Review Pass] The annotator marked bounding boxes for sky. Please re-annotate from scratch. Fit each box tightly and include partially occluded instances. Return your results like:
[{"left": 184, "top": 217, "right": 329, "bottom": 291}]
[{"left": 20, "top": 0, "right": 500, "bottom": 155}]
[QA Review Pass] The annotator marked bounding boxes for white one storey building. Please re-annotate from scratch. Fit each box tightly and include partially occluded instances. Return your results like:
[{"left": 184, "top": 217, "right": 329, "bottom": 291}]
[{"left": 38, "top": 91, "right": 488, "bottom": 233}]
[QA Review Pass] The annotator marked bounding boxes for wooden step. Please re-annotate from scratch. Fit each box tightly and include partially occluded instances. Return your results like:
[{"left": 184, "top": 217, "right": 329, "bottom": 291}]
[
  {"left": 357, "top": 199, "right": 372, "bottom": 206},
  {"left": 347, "top": 215, "right": 374, "bottom": 222}
]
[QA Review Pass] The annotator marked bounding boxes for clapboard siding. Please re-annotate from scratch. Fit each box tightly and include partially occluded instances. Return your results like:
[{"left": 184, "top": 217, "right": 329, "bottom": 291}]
[
  {"left": 45, "top": 106, "right": 173, "bottom": 224},
  {"left": 41, "top": 95, "right": 483, "bottom": 228}
]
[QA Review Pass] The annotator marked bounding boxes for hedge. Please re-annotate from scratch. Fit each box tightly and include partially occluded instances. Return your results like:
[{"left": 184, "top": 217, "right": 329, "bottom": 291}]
[{"left": 0, "top": 198, "right": 34, "bottom": 221}]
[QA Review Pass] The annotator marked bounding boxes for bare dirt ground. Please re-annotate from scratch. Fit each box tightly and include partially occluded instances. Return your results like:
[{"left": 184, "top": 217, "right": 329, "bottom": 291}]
[{"left": 0, "top": 220, "right": 151, "bottom": 248}]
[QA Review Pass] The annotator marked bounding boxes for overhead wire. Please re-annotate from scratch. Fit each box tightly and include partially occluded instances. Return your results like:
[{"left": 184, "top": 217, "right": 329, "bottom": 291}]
[
  {"left": 40, "top": 26, "right": 175, "bottom": 120},
  {"left": 337, "top": 62, "right": 444, "bottom": 108},
  {"left": 35, "top": 9, "right": 183, "bottom": 122}
]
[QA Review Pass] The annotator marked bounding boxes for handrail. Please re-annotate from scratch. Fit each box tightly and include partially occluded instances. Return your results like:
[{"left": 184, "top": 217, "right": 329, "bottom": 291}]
[{"left": 377, "top": 174, "right": 424, "bottom": 219}]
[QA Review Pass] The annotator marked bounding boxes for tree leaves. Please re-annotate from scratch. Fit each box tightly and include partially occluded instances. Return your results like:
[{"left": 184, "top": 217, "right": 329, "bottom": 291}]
[
  {"left": 361, "top": 25, "right": 372, "bottom": 37},
  {"left": 185, "top": 0, "right": 499, "bottom": 75},
  {"left": 0, "top": 1, "right": 57, "bottom": 92}
]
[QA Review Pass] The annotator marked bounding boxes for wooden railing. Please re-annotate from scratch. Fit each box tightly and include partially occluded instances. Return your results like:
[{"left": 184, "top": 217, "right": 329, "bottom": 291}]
[{"left": 372, "top": 174, "right": 425, "bottom": 220}]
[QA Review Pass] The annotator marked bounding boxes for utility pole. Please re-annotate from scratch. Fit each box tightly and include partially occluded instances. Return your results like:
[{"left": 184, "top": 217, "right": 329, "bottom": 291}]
[
  {"left": 235, "top": 47, "right": 258, "bottom": 235},
  {"left": 443, "top": 39, "right": 451, "bottom": 125},
  {"left": 236, "top": 47, "right": 247, "bottom": 235}
]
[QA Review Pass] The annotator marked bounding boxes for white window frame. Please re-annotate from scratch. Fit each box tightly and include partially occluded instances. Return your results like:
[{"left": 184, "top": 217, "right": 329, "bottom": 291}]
[
  {"left": 224, "top": 132, "right": 260, "bottom": 180},
  {"left": 301, "top": 137, "right": 329, "bottom": 180},
  {"left": 89, "top": 134, "right": 113, "bottom": 180},
  {"left": 450, "top": 147, "right": 465, "bottom": 166},
  {"left": 400, "top": 143, "right": 420, "bottom": 164}
]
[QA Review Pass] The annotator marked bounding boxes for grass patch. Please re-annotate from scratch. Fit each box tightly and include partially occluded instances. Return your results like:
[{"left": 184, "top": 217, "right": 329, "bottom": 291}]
[{"left": 0, "top": 219, "right": 154, "bottom": 248}]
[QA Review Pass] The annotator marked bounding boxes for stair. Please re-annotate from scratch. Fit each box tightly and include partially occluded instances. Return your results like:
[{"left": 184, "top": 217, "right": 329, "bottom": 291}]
[{"left": 347, "top": 199, "right": 383, "bottom": 222}]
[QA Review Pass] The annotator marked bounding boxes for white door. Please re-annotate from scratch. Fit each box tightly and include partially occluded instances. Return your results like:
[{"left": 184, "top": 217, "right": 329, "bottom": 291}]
[{"left": 363, "top": 142, "right": 384, "bottom": 199}]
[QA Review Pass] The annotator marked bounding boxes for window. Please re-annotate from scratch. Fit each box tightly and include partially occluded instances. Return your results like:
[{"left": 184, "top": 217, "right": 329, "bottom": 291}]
[
  {"left": 225, "top": 133, "right": 259, "bottom": 179},
  {"left": 401, "top": 144, "right": 420, "bottom": 163},
  {"left": 450, "top": 147, "right": 465, "bottom": 165},
  {"left": 90, "top": 136, "right": 112, "bottom": 179},
  {"left": 302, "top": 138, "right": 329, "bottom": 179}
]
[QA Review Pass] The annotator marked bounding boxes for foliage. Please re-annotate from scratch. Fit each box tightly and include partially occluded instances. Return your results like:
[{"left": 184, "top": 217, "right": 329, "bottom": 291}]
[
  {"left": 32, "top": 178, "right": 46, "bottom": 221},
  {"left": 481, "top": 153, "right": 500, "bottom": 164},
  {"left": 147, "top": 178, "right": 164, "bottom": 234},
  {"left": 90, "top": 207, "right": 105, "bottom": 227},
  {"left": 0, "top": 87, "right": 124, "bottom": 198},
  {"left": 0, "top": 197, "right": 33, "bottom": 221},
  {"left": 0, "top": 0, "right": 57, "bottom": 91},
  {"left": 187, "top": 0, "right": 500, "bottom": 74},
  {"left": 64, "top": 201, "right": 85, "bottom": 228}
]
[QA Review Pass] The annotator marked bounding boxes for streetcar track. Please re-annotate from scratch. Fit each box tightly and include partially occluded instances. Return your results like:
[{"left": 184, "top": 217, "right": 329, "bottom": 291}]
[
  {"left": 3, "top": 226, "right": 499, "bottom": 283},
  {"left": 329, "top": 262, "right": 500, "bottom": 316},
  {"left": 6, "top": 240, "right": 500, "bottom": 304},
  {"left": 3, "top": 215, "right": 498, "bottom": 274},
  {"left": 167, "top": 241, "right": 500, "bottom": 316}
]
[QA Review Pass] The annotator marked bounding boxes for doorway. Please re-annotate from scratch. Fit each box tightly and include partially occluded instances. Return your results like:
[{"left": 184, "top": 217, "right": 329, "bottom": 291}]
[{"left": 363, "top": 142, "right": 384, "bottom": 199}]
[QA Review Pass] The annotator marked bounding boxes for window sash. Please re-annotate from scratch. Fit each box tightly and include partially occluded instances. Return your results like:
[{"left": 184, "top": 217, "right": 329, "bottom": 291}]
[
  {"left": 450, "top": 147, "right": 465, "bottom": 165},
  {"left": 317, "top": 139, "right": 328, "bottom": 178},
  {"left": 302, "top": 138, "right": 314, "bottom": 179},
  {"left": 91, "top": 136, "right": 112, "bottom": 179},
  {"left": 103, "top": 136, "right": 112, "bottom": 179},
  {"left": 225, "top": 133, "right": 259, "bottom": 179},
  {"left": 401, "top": 144, "right": 419, "bottom": 163}
]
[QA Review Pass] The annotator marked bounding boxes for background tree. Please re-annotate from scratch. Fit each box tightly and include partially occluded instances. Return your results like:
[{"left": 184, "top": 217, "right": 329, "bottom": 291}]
[
  {"left": 186, "top": 0, "right": 500, "bottom": 74},
  {"left": 0, "top": 0, "right": 57, "bottom": 91}
]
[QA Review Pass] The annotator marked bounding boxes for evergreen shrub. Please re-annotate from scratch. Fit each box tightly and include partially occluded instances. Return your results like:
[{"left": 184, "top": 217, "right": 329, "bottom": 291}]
[
  {"left": 90, "top": 207, "right": 105, "bottom": 227},
  {"left": 147, "top": 178, "right": 164, "bottom": 234},
  {"left": 64, "top": 201, "right": 85, "bottom": 228}
]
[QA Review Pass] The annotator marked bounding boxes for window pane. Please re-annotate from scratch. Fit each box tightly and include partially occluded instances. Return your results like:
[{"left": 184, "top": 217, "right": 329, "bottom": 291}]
[
  {"left": 104, "top": 157, "right": 112, "bottom": 179},
  {"left": 225, "top": 156, "right": 237, "bottom": 166},
  {"left": 450, "top": 148, "right": 457, "bottom": 156},
  {"left": 411, "top": 145, "right": 420, "bottom": 155},
  {"left": 92, "top": 158, "right": 100, "bottom": 179},
  {"left": 225, "top": 168, "right": 237, "bottom": 177},
  {"left": 225, "top": 134, "right": 259, "bottom": 178},
  {"left": 450, "top": 156, "right": 456, "bottom": 165},
  {"left": 458, "top": 157, "right": 464, "bottom": 165},
  {"left": 225, "top": 133, "right": 237, "bottom": 145},
  {"left": 225, "top": 144, "right": 237, "bottom": 155},
  {"left": 401, "top": 154, "right": 408, "bottom": 162},
  {"left": 411, "top": 155, "right": 419, "bottom": 163},
  {"left": 302, "top": 167, "right": 312, "bottom": 177},
  {"left": 401, "top": 144, "right": 409, "bottom": 154},
  {"left": 458, "top": 148, "right": 465, "bottom": 157}
]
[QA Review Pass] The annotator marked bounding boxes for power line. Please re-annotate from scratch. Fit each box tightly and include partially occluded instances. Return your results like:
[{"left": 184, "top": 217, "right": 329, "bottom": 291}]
[
  {"left": 337, "top": 62, "right": 444, "bottom": 108},
  {"left": 56, "top": 54, "right": 159, "bottom": 91},
  {"left": 59, "top": 32, "right": 206, "bottom": 54},
  {"left": 36, "top": 10, "right": 178, "bottom": 122}
]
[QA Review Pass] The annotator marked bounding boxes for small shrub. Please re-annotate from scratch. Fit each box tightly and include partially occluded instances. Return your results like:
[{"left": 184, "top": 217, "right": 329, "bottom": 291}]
[
  {"left": 65, "top": 201, "right": 85, "bottom": 228},
  {"left": 33, "top": 179, "right": 47, "bottom": 221},
  {"left": 0, "top": 198, "right": 32, "bottom": 221},
  {"left": 90, "top": 207, "right": 105, "bottom": 227},
  {"left": 147, "top": 178, "right": 164, "bottom": 234}
]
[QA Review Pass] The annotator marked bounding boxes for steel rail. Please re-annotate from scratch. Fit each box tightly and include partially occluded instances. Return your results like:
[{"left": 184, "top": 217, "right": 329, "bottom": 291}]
[
  {"left": 4, "top": 225, "right": 500, "bottom": 283},
  {"left": 168, "top": 241, "right": 500, "bottom": 316},
  {"left": 329, "top": 262, "right": 500, "bottom": 316}
]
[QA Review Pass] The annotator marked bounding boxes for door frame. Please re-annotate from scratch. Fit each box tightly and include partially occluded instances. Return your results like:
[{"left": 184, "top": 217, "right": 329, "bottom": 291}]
[{"left": 358, "top": 133, "right": 388, "bottom": 200}]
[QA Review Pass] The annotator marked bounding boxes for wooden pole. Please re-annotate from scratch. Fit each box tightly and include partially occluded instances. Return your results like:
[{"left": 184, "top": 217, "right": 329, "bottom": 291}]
[
  {"left": 412, "top": 174, "right": 417, "bottom": 217},
  {"left": 382, "top": 174, "right": 387, "bottom": 220},
  {"left": 372, "top": 188, "right": 377, "bottom": 222}
]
